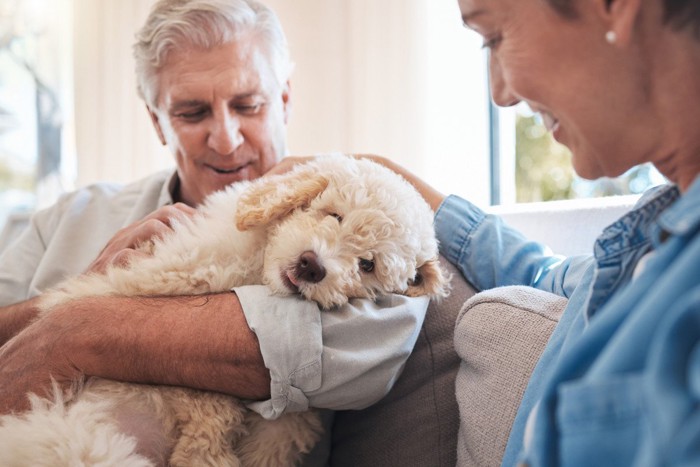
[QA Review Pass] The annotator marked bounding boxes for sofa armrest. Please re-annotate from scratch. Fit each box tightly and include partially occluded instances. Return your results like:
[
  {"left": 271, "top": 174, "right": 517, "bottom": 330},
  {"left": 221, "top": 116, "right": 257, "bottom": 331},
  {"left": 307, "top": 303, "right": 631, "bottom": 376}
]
[{"left": 454, "top": 286, "right": 567, "bottom": 466}]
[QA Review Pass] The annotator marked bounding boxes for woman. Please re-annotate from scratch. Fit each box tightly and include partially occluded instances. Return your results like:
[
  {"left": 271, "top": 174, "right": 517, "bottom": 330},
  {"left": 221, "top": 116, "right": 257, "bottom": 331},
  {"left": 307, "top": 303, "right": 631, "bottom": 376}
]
[
  {"left": 420, "top": 0, "right": 700, "bottom": 465},
  {"left": 277, "top": 0, "right": 700, "bottom": 464}
]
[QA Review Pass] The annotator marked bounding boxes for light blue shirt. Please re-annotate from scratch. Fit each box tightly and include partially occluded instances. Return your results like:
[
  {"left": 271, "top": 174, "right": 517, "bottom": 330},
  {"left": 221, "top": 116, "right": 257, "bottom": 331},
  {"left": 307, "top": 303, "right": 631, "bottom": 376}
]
[{"left": 435, "top": 176, "right": 700, "bottom": 466}]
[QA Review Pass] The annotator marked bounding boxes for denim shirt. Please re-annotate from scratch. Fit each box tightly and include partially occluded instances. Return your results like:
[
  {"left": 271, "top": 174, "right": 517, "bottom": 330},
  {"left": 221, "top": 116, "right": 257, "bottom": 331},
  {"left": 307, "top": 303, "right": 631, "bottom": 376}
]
[{"left": 435, "top": 176, "right": 700, "bottom": 467}]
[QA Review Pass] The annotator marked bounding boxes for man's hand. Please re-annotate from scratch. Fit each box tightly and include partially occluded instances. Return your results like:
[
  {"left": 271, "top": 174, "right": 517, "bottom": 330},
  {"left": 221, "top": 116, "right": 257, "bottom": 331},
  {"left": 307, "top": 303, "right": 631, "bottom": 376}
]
[
  {"left": 0, "top": 297, "right": 42, "bottom": 348},
  {"left": 0, "top": 311, "right": 83, "bottom": 415},
  {"left": 86, "top": 203, "right": 196, "bottom": 274}
]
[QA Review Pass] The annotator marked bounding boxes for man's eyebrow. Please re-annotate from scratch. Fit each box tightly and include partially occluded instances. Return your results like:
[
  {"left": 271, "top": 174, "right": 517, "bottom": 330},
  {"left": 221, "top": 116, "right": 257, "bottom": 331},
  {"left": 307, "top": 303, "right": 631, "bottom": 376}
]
[
  {"left": 231, "top": 93, "right": 259, "bottom": 100},
  {"left": 169, "top": 100, "right": 207, "bottom": 111}
]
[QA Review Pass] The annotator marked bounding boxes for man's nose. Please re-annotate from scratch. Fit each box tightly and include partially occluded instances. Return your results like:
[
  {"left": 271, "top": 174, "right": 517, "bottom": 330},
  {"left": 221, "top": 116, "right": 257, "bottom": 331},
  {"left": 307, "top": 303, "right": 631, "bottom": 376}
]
[
  {"left": 208, "top": 112, "right": 244, "bottom": 155},
  {"left": 489, "top": 55, "right": 520, "bottom": 108}
]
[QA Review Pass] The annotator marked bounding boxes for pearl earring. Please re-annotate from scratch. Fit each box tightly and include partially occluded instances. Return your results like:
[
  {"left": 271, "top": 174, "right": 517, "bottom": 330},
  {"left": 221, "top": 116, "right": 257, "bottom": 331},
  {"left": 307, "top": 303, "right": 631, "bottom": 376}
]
[{"left": 605, "top": 31, "right": 617, "bottom": 44}]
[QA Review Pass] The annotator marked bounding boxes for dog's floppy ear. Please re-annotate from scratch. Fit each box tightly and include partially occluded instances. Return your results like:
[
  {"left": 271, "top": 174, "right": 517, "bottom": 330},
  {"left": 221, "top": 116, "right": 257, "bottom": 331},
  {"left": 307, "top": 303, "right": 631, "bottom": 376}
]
[
  {"left": 236, "top": 168, "right": 329, "bottom": 231},
  {"left": 405, "top": 258, "right": 451, "bottom": 299}
]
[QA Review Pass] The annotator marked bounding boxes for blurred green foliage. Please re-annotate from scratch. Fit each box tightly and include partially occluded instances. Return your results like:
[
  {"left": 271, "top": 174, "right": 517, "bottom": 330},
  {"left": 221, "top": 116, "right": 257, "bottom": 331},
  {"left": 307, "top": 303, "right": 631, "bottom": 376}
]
[
  {"left": 515, "top": 114, "right": 663, "bottom": 203},
  {"left": 515, "top": 114, "right": 575, "bottom": 202}
]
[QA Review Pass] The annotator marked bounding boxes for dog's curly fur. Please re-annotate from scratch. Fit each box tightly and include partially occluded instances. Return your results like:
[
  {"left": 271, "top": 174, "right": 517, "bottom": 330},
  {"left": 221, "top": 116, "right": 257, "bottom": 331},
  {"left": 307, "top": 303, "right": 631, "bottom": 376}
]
[{"left": 0, "top": 155, "right": 450, "bottom": 466}]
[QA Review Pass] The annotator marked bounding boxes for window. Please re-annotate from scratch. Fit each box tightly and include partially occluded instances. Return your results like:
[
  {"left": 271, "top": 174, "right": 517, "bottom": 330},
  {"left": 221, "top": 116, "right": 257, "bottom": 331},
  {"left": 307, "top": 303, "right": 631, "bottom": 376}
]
[
  {"left": 493, "top": 102, "right": 667, "bottom": 205},
  {"left": 0, "top": 0, "right": 74, "bottom": 231},
  {"left": 0, "top": 0, "right": 666, "bottom": 236}
]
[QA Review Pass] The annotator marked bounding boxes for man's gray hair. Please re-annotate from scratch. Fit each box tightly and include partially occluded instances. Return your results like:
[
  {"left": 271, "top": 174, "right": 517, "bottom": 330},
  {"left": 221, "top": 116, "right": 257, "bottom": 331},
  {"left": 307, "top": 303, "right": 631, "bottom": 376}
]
[{"left": 133, "top": 0, "right": 293, "bottom": 107}]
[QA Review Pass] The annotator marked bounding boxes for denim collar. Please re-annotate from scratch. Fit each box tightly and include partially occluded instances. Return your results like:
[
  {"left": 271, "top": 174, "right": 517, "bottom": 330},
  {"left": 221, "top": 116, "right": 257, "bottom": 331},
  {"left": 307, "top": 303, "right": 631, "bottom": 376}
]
[
  {"left": 593, "top": 183, "right": 679, "bottom": 262},
  {"left": 586, "top": 183, "right": 681, "bottom": 318},
  {"left": 655, "top": 175, "right": 700, "bottom": 242}
]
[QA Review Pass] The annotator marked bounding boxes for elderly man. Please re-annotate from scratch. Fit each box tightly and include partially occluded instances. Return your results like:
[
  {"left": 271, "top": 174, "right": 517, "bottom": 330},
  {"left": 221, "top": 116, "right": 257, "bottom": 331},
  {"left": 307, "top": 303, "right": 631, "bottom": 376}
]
[{"left": 0, "top": 0, "right": 432, "bottom": 464}]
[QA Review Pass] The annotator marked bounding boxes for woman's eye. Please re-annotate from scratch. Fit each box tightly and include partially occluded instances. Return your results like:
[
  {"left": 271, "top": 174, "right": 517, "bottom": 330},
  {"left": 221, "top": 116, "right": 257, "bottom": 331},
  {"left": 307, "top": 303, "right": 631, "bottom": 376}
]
[
  {"left": 359, "top": 258, "right": 375, "bottom": 273},
  {"left": 329, "top": 213, "right": 343, "bottom": 222},
  {"left": 481, "top": 35, "right": 502, "bottom": 50}
]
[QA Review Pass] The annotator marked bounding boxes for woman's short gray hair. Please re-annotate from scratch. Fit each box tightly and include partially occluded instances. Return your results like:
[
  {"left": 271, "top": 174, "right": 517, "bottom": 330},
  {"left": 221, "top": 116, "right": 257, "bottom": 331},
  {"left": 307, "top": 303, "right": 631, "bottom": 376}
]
[{"left": 133, "top": 0, "right": 293, "bottom": 108}]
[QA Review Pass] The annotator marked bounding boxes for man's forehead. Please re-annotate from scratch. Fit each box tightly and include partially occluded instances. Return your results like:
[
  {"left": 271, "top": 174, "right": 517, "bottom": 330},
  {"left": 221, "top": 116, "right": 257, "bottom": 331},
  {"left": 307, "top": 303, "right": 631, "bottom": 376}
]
[
  {"left": 158, "top": 40, "right": 277, "bottom": 103},
  {"left": 163, "top": 76, "right": 265, "bottom": 102},
  {"left": 160, "top": 74, "right": 277, "bottom": 108}
]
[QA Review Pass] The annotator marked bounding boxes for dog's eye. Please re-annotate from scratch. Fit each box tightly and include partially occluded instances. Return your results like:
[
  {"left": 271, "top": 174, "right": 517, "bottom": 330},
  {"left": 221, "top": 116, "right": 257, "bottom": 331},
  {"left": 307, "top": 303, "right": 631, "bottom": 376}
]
[
  {"left": 359, "top": 258, "right": 375, "bottom": 273},
  {"left": 329, "top": 213, "right": 343, "bottom": 223},
  {"left": 409, "top": 272, "right": 423, "bottom": 286}
]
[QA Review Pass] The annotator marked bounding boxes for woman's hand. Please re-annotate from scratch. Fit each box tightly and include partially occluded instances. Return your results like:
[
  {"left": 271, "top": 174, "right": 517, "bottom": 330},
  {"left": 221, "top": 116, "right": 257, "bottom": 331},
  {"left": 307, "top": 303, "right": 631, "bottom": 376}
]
[
  {"left": 270, "top": 154, "right": 446, "bottom": 212},
  {"left": 265, "top": 155, "right": 317, "bottom": 177},
  {"left": 355, "top": 154, "right": 447, "bottom": 212}
]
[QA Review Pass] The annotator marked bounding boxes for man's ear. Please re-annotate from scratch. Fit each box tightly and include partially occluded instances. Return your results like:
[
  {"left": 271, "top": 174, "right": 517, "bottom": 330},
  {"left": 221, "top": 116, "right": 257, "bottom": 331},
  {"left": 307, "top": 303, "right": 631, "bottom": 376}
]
[
  {"left": 147, "top": 105, "right": 167, "bottom": 146},
  {"left": 595, "top": 0, "right": 642, "bottom": 47},
  {"left": 282, "top": 80, "right": 291, "bottom": 124}
]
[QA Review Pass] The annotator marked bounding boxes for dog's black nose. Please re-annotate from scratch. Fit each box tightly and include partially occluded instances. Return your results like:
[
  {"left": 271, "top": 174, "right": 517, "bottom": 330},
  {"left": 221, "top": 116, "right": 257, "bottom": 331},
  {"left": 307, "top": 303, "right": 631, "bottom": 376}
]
[{"left": 297, "top": 251, "right": 326, "bottom": 283}]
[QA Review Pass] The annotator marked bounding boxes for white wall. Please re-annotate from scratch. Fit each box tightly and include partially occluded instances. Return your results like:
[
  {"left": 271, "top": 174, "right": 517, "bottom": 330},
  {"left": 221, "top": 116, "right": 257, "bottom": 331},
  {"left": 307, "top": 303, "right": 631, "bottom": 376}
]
[
  {"left": 72, "top": 0, "right": 491, "bottom": 205},
  {"left": 72, "top": 0, "right": 171, "bottom": 188}
]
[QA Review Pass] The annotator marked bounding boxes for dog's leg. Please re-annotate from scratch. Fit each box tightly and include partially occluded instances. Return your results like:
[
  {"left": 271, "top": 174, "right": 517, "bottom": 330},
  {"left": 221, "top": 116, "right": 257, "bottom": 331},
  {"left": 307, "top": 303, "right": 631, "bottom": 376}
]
[
  {"left": 235, "top": 411, "right": 324, "bottom": 467},
  {"left": 78, "top": 379, "right": 183, "bottom": 467},
  {"left": 0, "top": 395, "right": 156, "bottom": 467},
  {"left": 166, "top": 389, "right": 248, "bottom": 467},
  {"left": 111, "top": 404, "right": 173, "bottom": 467}
]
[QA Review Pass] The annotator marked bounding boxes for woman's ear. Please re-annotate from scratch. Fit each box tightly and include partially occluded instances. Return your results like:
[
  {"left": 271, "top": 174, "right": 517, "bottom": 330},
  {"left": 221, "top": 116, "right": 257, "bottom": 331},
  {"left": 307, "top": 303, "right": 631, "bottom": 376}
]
[
  {"left": 236, "top": 166, "right": 328, "bottom": 231},
  {"left": 596, "top": 0, "right": 642, "bottom": 47}
]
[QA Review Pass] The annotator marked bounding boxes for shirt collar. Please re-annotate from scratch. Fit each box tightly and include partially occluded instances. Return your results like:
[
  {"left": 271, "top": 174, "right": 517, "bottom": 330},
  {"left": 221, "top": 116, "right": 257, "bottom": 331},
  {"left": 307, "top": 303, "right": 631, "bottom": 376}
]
[
  {"left": 657, "top": 174, "right": 700, "bottom": 238},
  {"left": 157, "top": 169, "right": 179, "bottom": 207},
  {"left": 594, "top": 183, "right": 678, "bottom": 259}
]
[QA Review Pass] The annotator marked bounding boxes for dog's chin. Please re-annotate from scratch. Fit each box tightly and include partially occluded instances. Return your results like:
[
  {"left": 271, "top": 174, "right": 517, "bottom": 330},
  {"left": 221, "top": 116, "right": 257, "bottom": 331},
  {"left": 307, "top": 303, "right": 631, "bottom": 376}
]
[
  {"left": 301, "top": 287, "right": 354, "bottom": 310},
  {"left": 280, "top": 270, "right": 300, "bottom": 294},
  {"left": 269, "top": 268, "right": 352, "bottom": 310}
]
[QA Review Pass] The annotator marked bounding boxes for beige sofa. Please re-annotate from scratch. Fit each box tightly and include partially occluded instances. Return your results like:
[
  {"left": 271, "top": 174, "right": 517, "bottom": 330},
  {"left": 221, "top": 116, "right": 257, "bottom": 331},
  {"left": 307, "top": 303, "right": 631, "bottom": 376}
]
[{"left": 328, "top": 197, "right": 635, "bottom": 467}]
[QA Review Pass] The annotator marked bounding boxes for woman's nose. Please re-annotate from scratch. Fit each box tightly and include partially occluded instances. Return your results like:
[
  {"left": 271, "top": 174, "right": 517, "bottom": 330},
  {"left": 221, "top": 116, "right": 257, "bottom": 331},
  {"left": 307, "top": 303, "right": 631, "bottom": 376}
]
[
  {"left": 489, "top": 55, "right": 520, "bottom": 108},
  {"left": 208, "top": 112, "right": 244, "bottom": 155}
]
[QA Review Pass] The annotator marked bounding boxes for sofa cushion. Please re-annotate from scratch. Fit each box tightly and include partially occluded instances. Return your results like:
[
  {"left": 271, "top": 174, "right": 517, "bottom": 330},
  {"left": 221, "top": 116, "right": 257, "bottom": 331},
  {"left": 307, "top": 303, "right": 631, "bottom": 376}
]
[
  {"left": 454, "top": 286, "right": 567, "bottom": 467},
  {"left": 330, "top": 256, "right": 477, "bottom": 466}
]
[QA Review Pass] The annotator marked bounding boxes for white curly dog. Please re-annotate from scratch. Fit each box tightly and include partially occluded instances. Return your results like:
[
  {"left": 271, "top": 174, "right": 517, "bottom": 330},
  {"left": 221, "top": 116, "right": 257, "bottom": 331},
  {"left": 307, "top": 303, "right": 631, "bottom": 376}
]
[{"left": 0, "top": 155, "right": 449, "bottom": 466}]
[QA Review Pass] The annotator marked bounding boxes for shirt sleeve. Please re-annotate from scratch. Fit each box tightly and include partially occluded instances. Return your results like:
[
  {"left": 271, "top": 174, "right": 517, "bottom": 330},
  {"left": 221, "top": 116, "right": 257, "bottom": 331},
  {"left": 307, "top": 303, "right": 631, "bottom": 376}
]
[
  {"left": 434, "top": 194, "right": 591, "bottom": 297},
  {"left": 233, "top": 285, "right": 428, "bottom": 419},
  {"left": 0, "top": 213, "right": 48, "bottom": 305}
]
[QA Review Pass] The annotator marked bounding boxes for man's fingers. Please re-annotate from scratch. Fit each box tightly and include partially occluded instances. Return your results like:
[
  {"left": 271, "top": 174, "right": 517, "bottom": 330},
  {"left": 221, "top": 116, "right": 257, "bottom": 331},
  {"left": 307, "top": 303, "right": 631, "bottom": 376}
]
[
  {"left": 85, "top": 204, "right": 197, "bottom": 274},
  {"left": 143, "top": 203, "right": 196, "bottom": 228},
  {"left": 110, "top": 249, "right": 151, "bottom": 270}
]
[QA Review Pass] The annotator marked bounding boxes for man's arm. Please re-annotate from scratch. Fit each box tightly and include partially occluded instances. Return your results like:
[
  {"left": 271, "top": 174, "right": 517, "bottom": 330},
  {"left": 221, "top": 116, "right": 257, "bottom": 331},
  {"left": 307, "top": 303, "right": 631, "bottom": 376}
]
[
  {"left": 236, "top": 285, "right": 428, "bottom": 419},
  {"left": 0, "top": 298, "right": 42, "bottom": 347},
  {"left": 0, "top": 292, "right": 270, "bottom": 415}
]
